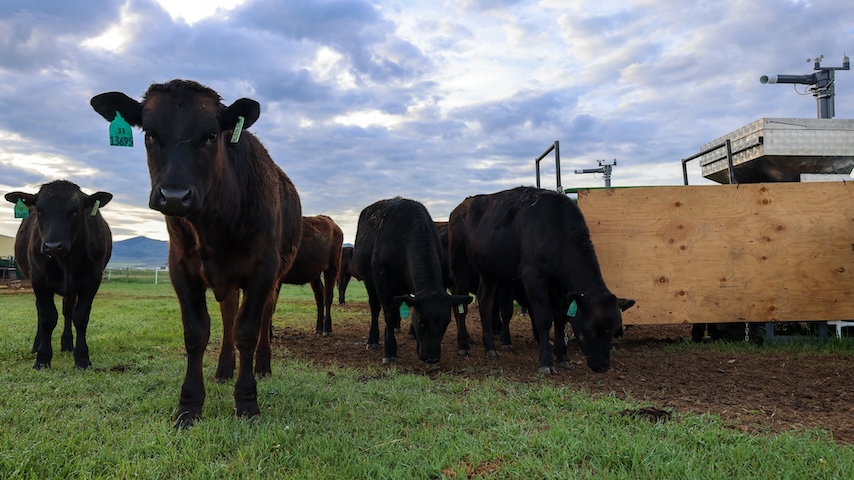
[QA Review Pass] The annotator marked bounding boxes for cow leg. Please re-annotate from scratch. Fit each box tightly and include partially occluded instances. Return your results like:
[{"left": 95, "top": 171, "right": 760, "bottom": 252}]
[
  {"left": 381, "top": 298, "right": 399, "bottom": 364},
  {"left": 498, "top": 293, "right": 514, "bottom": 351},
  {"left": 311, "top": 278, "right": 325, "bottom": 335},
  {"left": 338, "top": 273, "right": 350, "bottom": 305},
  {"left": 553, "top": 314, "right": 574, "bottom": 370},
  {"left": 365, "top": 280, "right": 382, "bottom": 350},
  {"left": 523, "top": 279, "right": 555, "bottom": 374},
  {"left": 60, "top": 294, "right": 76, "bottom": 352},
  {"left": 70, "top": 287, "right": 97, "bottom": 369},
  {"left": 254, "top": 285, "right": 280, "bottom": 378},
  {"left": 233, "top": 277, "right": 276, "bottom": 419},
  {"left": 453, "top": 303, "right": 470, "bottom": 356},
  {"left": 215, "top": 289, "right": 239, "bottom": 383},
  {"left": 322, "top": 269, "right": 335, "bottom": 335},
  {"left": 33, "top": 289, "right": 58, "bottom": 369},
  {"left": 477, "top": 281, "right": 499, "bottom": 357},
  {"left": 173, "top": 274, "right": 211, "bottom": 428}
]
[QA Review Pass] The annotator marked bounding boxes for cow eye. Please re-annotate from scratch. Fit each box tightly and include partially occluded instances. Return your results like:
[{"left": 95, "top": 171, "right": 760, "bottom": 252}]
[
  {"left": 206, "top": 133, "right": 218, "bottom": 145},
  {"left": 144, "top": 131, "right": 159, "bottom": 145}
]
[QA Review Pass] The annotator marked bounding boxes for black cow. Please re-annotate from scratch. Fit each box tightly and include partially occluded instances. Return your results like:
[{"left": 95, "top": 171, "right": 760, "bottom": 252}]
[
  {"left": 449, "top": 186, "right": 632, "bottom": 374},
  {"left": 91, "top": 79, "right": 302, "bottom": 427},
  {"left": 354, "top": 197, "right": 471, "bottom": 365},
  {"left": 4, "top": 180, "right": 112, "bottom": 369},
  {"left": 337, "top": 245, "right": 360, "bottom": 305}
]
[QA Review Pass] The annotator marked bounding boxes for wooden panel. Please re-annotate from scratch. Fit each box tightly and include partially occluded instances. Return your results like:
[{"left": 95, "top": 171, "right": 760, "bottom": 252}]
[{"left": 578, "top": 183, "right": 854, "bottom": 325}]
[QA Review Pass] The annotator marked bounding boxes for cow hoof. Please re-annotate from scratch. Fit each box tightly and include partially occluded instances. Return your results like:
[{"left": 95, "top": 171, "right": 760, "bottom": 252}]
[
  {"left": 366, "top": 343, "right": 380, "bottom": 351},
  {"left": 75, "top": 360, "right": 92, "bottom": 369},
  {"left": 486, "top": 350, "right": 499, "bottom": 358},
  {"left": 382, "top": 356, "right": 396, "bottom": 365},
  {"left": 500, "top": 344, "right": 514, "bottom": 352},
  {"left": 33, "top": 362, "right": 50, "bottom": 370},
  {"left": 558, "top": 361, "right": 574, "bottom": 370},
  {"left": 214, "top": 376, "right": 231, "bottom": 385},
  {"left": 314, "top": 330, "right": 323, "bottom": 336},
  {"left": 173, "top": 410, "right": 201, "bottom": 429},
  {"left": 538, "top": 366, "right": 555, "bottom": 375},
  {"left": 323, "top": 331, "right": 332, "bottom": 337},
  {"left": 457, "top": 349, "right": 470, "bottom": 356}
]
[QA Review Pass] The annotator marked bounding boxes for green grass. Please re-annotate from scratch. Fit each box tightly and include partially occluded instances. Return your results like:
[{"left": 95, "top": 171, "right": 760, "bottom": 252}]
[{"left": 1, "top": 283, "right": 852, "bottom": 479}]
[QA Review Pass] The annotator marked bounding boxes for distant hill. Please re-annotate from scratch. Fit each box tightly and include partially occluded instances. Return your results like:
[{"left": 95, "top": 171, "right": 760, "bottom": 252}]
[{"left": 109, "top": 236, "right": 169, "bottom": 268}]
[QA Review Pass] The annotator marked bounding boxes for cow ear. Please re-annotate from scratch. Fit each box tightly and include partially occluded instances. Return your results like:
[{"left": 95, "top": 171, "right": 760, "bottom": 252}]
[
  {"left": 4, "top": 192, "right": 36, "bottom": 206},
  {"left": 90, "top": 92, "right": 143, "bottom": 126},
  {"left": 393, "top": 293, "right": 417, "bottom": 308},
  {"left": 223, "top": 98, "right": 261, "bottom": 130},
  {"left": 449, "top": 295, "right": 473, "bottom": 307},
  {"left": 618, "top": 298, "right": 636, "bottom": 312},
  {"left": 86, "top": 192, "right": 113, "bottom": 209}
]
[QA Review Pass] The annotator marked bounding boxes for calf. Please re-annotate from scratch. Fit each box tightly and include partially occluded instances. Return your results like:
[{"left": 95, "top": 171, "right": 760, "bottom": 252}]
[
  {"left": 449, "top": 186, "right": 633, "bottom": 373},
  {"left": 354, "top": 197, "right": 471, "bottom": 365},
  {"left": 5, "top": 181, "right": 112, "bottom": 369},
  {"left": 91, "top": 79, "right": 302, "bottom": 426}
]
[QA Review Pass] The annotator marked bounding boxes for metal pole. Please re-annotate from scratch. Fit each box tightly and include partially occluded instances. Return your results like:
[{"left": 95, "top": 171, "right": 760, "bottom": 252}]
[
  {"left": 554, "top": 141, "right": 561, "bottom": 192},
  {"left": 725, "top": 139, "right": 736, "bottom": 184}
]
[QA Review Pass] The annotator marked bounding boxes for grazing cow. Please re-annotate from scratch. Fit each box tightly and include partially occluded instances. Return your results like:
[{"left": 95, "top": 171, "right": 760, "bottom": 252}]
[
  {"left": 90, "top": 79, "right": 302, "bottom": 426},
  {"left": 4, "top": 181, "right": 112, "bottom": 369},
  {"left": 354, "top": 197, "right": 471, "bottom": 365},
  {"left": 337, "top": 245, "right": 360, "bottom": 305},
  {"left": 449, "top": 186, "right": 632, "bottom": 374}
]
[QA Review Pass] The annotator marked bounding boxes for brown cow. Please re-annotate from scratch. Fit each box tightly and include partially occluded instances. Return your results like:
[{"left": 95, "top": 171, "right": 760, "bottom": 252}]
[
  {"left": 216, "top": 214, "right": 342, "bottom": 374},
  {"left": 90, "top": 79, "right": 302, "bottom": 427}
]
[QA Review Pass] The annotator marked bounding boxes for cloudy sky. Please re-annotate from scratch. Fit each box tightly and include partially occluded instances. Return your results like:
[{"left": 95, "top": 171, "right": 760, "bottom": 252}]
[{"left": 1, "top": 0, "right": 853, "bottom": 244}]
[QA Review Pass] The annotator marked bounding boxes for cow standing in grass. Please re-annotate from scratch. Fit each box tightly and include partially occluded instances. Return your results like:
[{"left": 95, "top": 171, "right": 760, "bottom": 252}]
[
  {"left": 91, "top": 79, "right": 302, "bottom": 426},
  {"left": 449, "top": 186, "right": 632, "bottom": 374},
  {"left": 216, "top": 214, "right": 342, "bottom": 376},
  {"left": 5, "top": 181, "right": 112, "bottom": 370},
  {"left": 354, "top": 197, "right": 471, "bottom": 365}
]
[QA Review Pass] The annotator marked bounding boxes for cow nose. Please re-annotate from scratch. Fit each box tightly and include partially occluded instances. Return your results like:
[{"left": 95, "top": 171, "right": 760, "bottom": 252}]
[
  {"left": 153, "top": 187, "right": 194, "bottom": 215},
  {"left": 42, "top": 241, "right": 66, "bottom": 256}
]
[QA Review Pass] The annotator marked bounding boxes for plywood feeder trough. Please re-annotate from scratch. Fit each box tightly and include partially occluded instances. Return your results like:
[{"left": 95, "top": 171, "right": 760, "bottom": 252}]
[
  {"left": 573, "top": 118, "right": 854, "bottom": 331},
  {"left": 578, "top": 182, "right": 854, "bottom": 327}
]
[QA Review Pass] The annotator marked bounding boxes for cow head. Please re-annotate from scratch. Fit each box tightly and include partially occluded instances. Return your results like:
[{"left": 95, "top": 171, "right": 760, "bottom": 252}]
[
  {"left": 566, "top": 292, "right": 634, "bottom": 373},
  {"left": 90, "top": 79, "right": 260, "bottom": 217},
  {"left": 5, "top": 181, "right": 112, "bottom": 256},
  {"left": 394, "top": 292, "right": 472, "bottom": 364}
]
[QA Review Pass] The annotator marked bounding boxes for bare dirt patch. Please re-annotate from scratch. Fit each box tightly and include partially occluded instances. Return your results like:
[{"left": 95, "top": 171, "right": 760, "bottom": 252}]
[{"left": 275, "top": 302, "right": 854, "bottom": 444}]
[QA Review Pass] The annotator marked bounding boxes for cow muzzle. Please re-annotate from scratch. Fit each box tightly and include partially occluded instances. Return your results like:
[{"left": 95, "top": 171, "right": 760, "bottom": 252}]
[
  {"left": 42, "top": 241, "right": 69, "bottom": 256},
  {"left": 150, "top": 186, "right": 197, "bottom": 217}
]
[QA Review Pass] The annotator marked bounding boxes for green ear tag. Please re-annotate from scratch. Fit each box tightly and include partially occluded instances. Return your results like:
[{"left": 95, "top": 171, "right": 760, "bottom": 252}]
[
  {"left": 567, "top": 300, "right": 578, "bottom": 318},
  {"left": 14, "top": 199, "right": 29, "bottom": 219},
  {"left": 90, "top": 199, "right": 101, "bottom": 217},
  {"left": 230, "top": 116, "right": 245, "bottom": 143},
  {"left": 457, "top": 304, "right": 465, "bottom": 314},
  {"left": 109, "top": 112, "right": 133, "bottom": 147},
  {"left": 399, "top": 302, "right": 410, "bottom": 319}
]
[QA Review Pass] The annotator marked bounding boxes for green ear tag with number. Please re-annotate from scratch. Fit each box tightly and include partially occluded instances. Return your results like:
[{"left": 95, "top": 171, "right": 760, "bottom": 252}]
[
  {"left": 567, "top": 300, "right": 578, "bottom": 318},
  {"left": 457, "top": 304, "right": 465, "bottom": 314},
  {"left": 109, "top": 112, "right": 133, "bottom": 147},
  {"left": 399, "top": 302, "right": 410, "bottom": 319},
  {"left": 230, "top": 116, "right": 245, "bottom": 143},
  {"left": 14, "top": 199, "right": 29, "bottom": 219},
  {"left": 90, "top": 200, "right": 101, "bottom": 217}
]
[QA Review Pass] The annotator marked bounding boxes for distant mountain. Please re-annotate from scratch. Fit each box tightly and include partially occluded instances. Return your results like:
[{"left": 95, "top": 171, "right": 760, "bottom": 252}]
[{"left": 109, "top": 236, "right": 169, "bottom": 268}]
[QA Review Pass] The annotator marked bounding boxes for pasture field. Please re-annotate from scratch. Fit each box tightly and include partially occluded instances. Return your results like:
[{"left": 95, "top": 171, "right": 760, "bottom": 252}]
[{"left": 1, "top": 282, "right": 853, "bottom": 479}]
